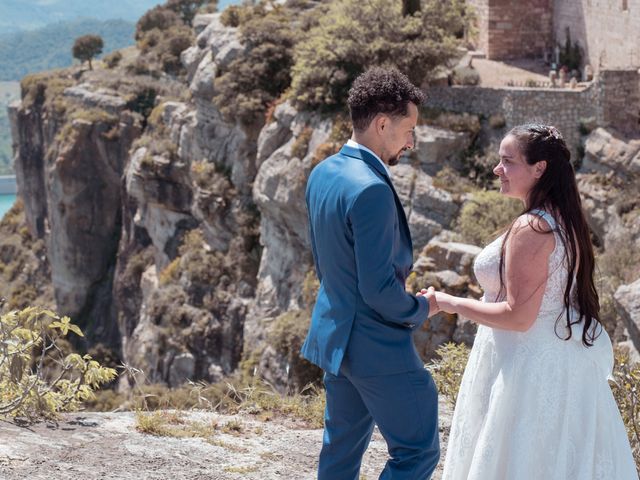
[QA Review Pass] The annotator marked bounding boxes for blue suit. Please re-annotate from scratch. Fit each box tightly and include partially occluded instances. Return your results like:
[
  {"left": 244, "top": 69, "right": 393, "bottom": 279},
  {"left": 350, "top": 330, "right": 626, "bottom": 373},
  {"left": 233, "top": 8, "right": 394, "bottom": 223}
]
[{"left": 302, "top": 144, "right": 440, "bottom": 479}]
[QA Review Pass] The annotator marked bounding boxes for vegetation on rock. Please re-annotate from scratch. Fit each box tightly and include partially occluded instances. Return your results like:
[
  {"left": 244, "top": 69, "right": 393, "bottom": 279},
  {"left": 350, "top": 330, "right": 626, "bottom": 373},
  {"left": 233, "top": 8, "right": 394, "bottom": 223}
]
[{"left": 0, "top": 306, "right": 117, "bottom": 422}]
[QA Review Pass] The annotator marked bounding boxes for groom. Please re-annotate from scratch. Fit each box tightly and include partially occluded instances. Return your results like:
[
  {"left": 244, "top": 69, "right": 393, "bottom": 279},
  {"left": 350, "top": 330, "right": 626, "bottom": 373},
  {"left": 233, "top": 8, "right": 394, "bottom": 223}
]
[{"left": 302, "top": 67, "right": 440, "bottom": 480}]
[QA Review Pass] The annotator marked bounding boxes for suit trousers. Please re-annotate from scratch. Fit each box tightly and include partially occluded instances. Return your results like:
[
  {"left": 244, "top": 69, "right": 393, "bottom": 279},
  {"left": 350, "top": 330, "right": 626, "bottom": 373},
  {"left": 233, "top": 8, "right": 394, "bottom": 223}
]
[{"left": 318, "top": 364, "right": 440, "bottom": 480}]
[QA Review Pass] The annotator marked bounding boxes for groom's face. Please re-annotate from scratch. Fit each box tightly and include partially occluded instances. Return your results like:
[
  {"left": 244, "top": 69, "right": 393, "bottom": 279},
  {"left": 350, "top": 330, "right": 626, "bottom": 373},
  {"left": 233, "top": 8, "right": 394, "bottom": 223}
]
[{"left": 379, "top": 102, "right": 418, "bottom": 166}]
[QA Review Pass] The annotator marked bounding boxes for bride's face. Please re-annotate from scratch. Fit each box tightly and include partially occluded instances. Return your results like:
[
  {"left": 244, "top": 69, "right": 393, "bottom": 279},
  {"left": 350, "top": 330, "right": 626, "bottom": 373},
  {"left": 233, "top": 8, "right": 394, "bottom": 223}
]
[{"left": 494, "top": 135, "right": 543, "bottom": 203}]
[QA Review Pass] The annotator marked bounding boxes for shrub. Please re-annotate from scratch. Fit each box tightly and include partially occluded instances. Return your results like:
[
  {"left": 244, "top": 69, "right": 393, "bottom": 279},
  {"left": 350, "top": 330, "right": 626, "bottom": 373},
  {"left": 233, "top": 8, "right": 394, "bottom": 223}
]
[
  {"left": 267, "top": 309, "right": 323, "bottom": 391},
  {"left": 452, "top": 65, "right": 480, "bottom": 86},
  {"left": 456, "top": 190, "right": 522, "bottom": 246},
  {"left": 488, "top": 113, "right": 506, "bottom": 129},
  {"left": 558, "top": 26, "right": 582, "bottom": 71},
  {"left": 103, "top": 51, "right": 123, "bottom": 69},
  {"left": 220, "top": 5, "right": 245, "bottom": 27},
  {"left": 164, "top": 0, "right": 212, "bottom": 26},
  {"left": 136, "top": 7, "right": 181, "bottom": 39},
  {"left": 420, "top": 108, "right": 481, "bottom": 135},
  {"left": 135, "top": 3, "right": 195, "bottom": 76},
  {"left": 426, "top": 342, "right": 470, "bottom": 408},
  {"left": 290, "top": 0, "right": 469, "bottom": 111},
  {"left": 461, "top": 147, "right": 500, "bottom": 187},
  {"left": 610, "top": 346, "right": 640, "bottom": 469},
  {"left": 291, "top": 126, "right": 313, "bottom": 159},
  {"left": 213, "top": 3, "right": 298, "bottom": 125},
  {"left": 310, "top": 112, "right": 352, "bottom": 168},
  {"left": 0, "top": 307, "right": 117, "bottom": 422}
]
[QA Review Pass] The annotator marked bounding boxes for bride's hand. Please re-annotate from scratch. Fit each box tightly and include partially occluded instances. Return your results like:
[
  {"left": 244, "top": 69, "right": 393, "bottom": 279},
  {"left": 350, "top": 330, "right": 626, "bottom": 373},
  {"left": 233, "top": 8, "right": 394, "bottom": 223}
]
[
  {"left": 420, "top": 288, "right": 457, "bottom": 315},
  {"left": 417, "top": 286, "right": 440, "bottom": 317}
]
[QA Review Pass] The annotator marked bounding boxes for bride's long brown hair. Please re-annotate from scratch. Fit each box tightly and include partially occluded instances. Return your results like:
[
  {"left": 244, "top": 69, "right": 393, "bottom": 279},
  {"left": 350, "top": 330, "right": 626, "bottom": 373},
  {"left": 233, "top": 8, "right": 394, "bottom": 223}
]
[{"left": 496, "top": 124, "right": 601, "bottom": 346}]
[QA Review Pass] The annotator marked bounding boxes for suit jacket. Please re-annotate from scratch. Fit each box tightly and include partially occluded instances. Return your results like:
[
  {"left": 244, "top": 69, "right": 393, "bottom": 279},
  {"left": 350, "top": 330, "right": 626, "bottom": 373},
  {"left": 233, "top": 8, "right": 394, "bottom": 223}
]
[{"left": 301, "top": 144, "right": 429, "bottom": 377}]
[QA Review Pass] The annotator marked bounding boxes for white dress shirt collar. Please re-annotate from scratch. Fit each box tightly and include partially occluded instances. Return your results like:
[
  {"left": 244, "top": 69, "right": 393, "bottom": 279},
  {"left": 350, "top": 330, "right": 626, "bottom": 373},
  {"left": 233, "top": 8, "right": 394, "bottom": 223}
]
[{"left": 346, "top": 139, "right": 391, "bottom": 177}]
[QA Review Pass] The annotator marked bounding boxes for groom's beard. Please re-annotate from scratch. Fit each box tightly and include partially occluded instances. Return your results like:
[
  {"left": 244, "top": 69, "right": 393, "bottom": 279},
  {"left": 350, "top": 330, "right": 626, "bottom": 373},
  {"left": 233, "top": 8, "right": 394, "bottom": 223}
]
[{"left": 387, "top": 147, "right": 408, "bottom": 167}]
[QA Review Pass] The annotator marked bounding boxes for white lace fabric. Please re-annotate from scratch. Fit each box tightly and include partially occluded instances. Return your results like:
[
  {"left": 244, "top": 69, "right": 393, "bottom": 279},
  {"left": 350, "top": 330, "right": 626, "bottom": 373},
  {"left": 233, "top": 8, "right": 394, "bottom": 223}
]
[{"left": 442, "top": 210, "right": 638, "bottom": 480}]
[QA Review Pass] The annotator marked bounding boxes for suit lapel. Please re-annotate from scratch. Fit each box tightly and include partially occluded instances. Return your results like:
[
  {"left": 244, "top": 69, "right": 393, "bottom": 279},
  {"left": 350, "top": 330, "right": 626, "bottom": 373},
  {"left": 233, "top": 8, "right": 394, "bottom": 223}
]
[{"left": 339, "top": 145, "right": 413, "bottom": 251}]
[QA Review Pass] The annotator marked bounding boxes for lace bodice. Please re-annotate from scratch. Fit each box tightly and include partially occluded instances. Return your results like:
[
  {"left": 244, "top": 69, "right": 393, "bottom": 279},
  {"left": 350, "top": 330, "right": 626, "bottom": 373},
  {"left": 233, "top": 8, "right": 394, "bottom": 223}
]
[{"left": 473, "top": 209, "right": 572, "bottom": 324}]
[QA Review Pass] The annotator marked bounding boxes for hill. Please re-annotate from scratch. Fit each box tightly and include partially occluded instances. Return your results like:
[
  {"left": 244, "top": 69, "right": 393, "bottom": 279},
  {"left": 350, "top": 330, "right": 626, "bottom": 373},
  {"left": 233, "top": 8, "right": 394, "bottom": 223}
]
[
  {"left": 0, "top": 0, "right": 164, "bottom": 34},
  {"left": 0, "top": 18, "right": 139, "bottom": 81}
]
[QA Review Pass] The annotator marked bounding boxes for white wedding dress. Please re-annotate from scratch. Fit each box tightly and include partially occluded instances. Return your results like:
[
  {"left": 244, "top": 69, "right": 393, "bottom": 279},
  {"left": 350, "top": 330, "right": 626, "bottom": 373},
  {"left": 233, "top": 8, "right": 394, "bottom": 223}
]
[{"left": 442, "top": 210, "right": 638, "bottom": 480}]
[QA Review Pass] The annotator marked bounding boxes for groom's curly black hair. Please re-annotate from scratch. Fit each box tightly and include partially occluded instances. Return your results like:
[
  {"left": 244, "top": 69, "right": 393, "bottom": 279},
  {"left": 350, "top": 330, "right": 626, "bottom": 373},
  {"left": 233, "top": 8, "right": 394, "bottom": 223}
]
[{"left": 347, "top": 67, "right": 425, "bottom": 132}]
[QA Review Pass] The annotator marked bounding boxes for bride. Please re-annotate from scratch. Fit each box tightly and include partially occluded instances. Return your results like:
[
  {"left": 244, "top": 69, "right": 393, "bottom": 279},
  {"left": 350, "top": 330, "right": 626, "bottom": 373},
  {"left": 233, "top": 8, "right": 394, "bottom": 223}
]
[{"left": 430, "top": 124, "right": 638, "bottom": 479}]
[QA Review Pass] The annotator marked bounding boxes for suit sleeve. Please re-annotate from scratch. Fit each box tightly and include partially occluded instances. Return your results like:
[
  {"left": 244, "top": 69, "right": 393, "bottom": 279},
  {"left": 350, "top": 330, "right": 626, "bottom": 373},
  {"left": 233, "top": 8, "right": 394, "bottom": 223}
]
[{"left": 348, "top": 182, "right": 428, "bottom": 328}]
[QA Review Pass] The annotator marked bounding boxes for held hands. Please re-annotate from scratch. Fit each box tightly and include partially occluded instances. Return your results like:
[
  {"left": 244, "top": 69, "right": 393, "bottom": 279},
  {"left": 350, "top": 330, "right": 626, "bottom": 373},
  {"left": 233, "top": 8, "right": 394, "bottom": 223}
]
[
  {"left": 417, "top": 288, "right": 456, "bottom": 316},
  {"left": 416, "top": 286, "right": 440, "bottom": 318}
]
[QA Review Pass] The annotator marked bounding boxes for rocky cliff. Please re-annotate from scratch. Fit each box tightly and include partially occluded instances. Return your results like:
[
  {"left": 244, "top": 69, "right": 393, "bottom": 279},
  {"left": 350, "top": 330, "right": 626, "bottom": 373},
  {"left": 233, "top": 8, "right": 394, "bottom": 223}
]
[{"left": 6, "top": 12, "right": 640, "bottom": 393}]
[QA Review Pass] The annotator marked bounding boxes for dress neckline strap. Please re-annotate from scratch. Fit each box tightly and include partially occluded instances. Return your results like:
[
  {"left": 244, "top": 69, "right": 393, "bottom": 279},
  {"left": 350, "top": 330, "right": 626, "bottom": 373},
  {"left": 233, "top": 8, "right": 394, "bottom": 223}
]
[{"left": 530, "top": 209, "right": 557, "bottom": 230}]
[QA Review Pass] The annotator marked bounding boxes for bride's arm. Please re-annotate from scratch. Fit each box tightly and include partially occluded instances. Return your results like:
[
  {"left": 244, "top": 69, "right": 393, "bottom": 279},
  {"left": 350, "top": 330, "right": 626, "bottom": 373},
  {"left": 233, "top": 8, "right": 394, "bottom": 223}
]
[{"left": 436, "top": 217, "right": 555, "bottom": 332}]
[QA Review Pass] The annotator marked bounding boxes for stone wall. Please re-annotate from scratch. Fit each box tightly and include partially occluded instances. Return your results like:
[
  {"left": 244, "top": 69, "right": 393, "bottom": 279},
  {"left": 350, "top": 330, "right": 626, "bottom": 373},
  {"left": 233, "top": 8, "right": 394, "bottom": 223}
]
[
  {"left": 426, "top": 69, "right": 640, "bottom": 152},
  {"left": 425, "top": 84, "right": 596, "bottom": 155},
  {"left": 598, "top": 70, "right": 640, "bottom": 135},
  {"left": 467, "top": 0, "right": 553, "bottom": 60},
  {"left": 554, "top": 0, "right": 640, "bottom": 71}
]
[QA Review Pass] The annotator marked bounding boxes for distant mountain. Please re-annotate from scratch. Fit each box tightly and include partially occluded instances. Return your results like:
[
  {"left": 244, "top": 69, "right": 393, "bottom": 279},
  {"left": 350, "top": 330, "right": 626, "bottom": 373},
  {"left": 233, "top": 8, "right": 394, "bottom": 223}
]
[
  {"left": 0, "top": 0, "right": 165, "bottom": 34},
  {"left": 0, "top": 18, "right": 137, "bottom": 81}
]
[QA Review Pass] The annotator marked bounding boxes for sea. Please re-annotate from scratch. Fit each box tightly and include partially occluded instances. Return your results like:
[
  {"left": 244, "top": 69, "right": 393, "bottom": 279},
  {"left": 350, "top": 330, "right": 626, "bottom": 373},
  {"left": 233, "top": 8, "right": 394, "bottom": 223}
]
[{"left": 0, "top": 194, "right": 16, "bottom": 218}]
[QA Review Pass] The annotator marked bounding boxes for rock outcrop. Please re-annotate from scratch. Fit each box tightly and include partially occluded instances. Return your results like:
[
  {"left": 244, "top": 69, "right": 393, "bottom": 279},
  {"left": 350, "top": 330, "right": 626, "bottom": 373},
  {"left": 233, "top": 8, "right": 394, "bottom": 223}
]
[
  {"left": 615, "top": 279, "right": 640, "bottom": 355},
  {"left": 9, "top": 10, "right": 639, "bottom": 395}
]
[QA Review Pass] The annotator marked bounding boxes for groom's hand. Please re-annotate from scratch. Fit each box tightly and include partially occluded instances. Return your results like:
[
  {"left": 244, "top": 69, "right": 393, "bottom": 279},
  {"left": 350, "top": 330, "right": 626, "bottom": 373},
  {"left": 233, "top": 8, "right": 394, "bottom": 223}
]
[{"left": 417, "top": 286, "right": 440, "bottom": 318}]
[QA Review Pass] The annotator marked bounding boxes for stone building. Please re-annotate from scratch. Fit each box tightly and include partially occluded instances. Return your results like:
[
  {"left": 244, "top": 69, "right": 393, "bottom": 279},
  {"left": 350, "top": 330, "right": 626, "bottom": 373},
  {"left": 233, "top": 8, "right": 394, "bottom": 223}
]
[{"left": 467, "top": 0, "right": 640, "bottom": 71}]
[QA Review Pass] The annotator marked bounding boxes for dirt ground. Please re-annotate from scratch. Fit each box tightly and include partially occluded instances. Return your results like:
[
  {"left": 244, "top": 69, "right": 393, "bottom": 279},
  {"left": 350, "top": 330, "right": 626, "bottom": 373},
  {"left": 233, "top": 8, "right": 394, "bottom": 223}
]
[{"left": 0, "top": 398, "right": 452, "bottom": 480}]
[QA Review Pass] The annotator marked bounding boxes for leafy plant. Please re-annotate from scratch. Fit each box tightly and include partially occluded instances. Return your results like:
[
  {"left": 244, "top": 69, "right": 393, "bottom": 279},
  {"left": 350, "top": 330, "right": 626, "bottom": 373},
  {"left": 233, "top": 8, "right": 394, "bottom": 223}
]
[
  {"left": 289, "top": 0, "right": 469, "bottom": 111},
  {"left": 426, "top": 342, "right": 470, "bottom": 408},
  {"left": 213, "top": 2, "right": 298, "bottom": 125},
  {"left": 0, "top": 306, "right": 117, "bottom": 422},
  {"left": 558, "top": 27, "right": 582, "bottom": 72},
  {"left": 456, "top": 190, "right": 522, "bottom": 246},
  {"left": 610, "top": 346, "right": 640, "bottom": 468}
]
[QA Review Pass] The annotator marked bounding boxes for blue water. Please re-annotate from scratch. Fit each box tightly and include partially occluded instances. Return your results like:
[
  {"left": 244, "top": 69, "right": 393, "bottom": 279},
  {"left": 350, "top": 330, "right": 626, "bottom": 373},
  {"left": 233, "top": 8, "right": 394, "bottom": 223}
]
[
  {"left": 0, "top": 194, "right": 16, "bottom": 218},
  {"left": 219, "top": 0, "right": 241, "bottom": 9}
]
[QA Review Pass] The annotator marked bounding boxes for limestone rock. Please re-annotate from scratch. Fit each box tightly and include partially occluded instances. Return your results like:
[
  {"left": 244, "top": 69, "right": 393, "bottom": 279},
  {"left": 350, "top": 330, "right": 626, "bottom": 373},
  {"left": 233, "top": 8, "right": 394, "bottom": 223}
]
[
  {"left": 583, "top": 128, "right": 640, "bottom": 178},
  {"left": 392, "top": 163, "right": 459, "bottom": 250},
  {"left": 63, "top": 85, "right": 127, "bottom": 113},
  {"left": 615, "top": 278, "right": 640, "bottom": 354},
  {"left": 412, "top": 125, "right": 473, "bottom": 175},
  {"left": 421, "top": 240, "right": 482, "bottom": 277}
]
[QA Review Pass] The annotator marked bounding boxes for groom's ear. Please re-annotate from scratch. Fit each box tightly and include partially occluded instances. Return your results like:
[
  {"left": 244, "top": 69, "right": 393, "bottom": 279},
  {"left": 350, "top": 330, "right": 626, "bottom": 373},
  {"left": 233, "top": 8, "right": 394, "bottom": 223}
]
[
  {"left": 375, "top": 114, "right": 387, "bottom": 135},
  {"left": 534, "top": 160, "right": 547, "bottom": 178}
]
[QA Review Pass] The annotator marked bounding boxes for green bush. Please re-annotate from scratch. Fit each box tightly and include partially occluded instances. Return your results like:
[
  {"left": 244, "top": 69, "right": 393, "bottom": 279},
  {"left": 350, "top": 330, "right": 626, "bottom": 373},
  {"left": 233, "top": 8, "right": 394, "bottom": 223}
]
[
  {"left": 291, "top": 126, "right": 313, "bottom": 159},
  {"left": 0, "top": 307, "right": 117, "bottom": 422},
  {"left": 452, "top": 65, "right": 480, "bottom": 86},
  {"left": 610, "top": 346, "right": 640, "bottom": 469},
  {"left": 220, "top": 5, "right": 246, "bottom": 27},
  {"left": 457, "top": 190, "right": 522, "bottom": 246},
  {"left": 289, "top": 0, "right": 468, "bottom": 111},
  {"left": 136, "top": 6, "right": 182, "bottom": 39},
  {"left": 134, "top": 2, "right": 197, "bottom": 76},
  {"left": 103, "top": 50, "right": 123, "bottom": 69},
  {"left": 426, "top": 342, "right": 470, "bottom": 408},
  {"left": 420, "top": 108, "right": 481, "bottom": 135},
  {"left": 268, "top": 309, "right": 323, "bottom": 392},
  {"left": 213, "top": 3, "right": 298, "bottom": 125},
  {"left": 558, "top": 27, "right": 582, "bottom": 72},
  {"left": 164, "top": 0, "right": 213, "bottom": 26}
]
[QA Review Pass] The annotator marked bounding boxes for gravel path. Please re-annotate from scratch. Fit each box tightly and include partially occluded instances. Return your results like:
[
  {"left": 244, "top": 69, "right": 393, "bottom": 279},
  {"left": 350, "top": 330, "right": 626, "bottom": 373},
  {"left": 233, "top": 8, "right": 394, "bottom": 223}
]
[{"left": 0, "top": 398, "right": 452, "bottom": 480}]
